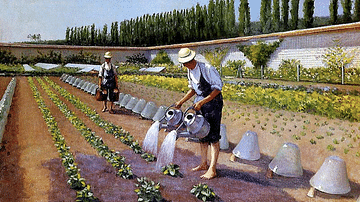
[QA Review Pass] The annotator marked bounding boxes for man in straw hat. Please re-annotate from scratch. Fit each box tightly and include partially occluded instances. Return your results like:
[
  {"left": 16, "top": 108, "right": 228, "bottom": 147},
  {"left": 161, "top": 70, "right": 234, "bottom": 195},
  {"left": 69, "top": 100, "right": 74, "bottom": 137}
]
[
  {"left": 98, "top": 51, "right": 119, "bottom": 114},
  {"left": 174, "top": 47, "right": 223, "bottom": 179}
]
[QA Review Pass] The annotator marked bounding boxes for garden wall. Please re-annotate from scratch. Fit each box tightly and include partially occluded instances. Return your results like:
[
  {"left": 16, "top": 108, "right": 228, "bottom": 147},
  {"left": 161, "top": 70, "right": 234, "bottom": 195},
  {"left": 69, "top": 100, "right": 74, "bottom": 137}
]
[{"left": 1, "top": 22, "right": 360, "bottom": 70}]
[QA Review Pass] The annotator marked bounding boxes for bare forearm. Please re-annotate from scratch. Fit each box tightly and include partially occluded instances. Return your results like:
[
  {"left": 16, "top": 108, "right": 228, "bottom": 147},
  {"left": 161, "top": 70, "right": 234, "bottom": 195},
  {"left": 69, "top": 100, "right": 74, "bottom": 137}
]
[
  {"left": 202, "top": 89, "right": 221, "bottom": 104},
  {"left": 194, "top": 89, "right": 221, "bottom": 110},
  {"left": 176, "top": 89, "right": 195, "bottom": 107}
]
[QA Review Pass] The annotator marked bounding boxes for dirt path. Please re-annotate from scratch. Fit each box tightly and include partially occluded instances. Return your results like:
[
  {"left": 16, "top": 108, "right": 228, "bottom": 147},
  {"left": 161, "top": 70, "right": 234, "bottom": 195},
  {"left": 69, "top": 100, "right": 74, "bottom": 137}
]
[{"left": 0, "top": 76, "right": 359, "bottom": 201}]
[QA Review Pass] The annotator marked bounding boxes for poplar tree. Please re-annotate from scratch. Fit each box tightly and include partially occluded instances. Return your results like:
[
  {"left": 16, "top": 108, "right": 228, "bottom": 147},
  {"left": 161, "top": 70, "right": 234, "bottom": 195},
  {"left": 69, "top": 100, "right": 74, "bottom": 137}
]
[
  {"left": 208, "top": 0, "right": 216, "bottom": 40},
  {"left": 355, "top": 0, "right": 360, "bottom": 22},
  {"left": 65, "top": 27, "right": 70, "bottom": 44},
  {"left": 196, "top": 4, "right": 202, "bottom": 40},
  {"left": 260, "top": 0, "right": 272, "bottom": 33},
  {"left": 303, "top": 0, "right": 315, "bottom": 28},
  {"left": 290, "top": 0, "right": 300, "bottom": 30},
  {"left": 342, "top": 0, "right": 352, "bottom": 23},
  {"left": 226, "top": 0, "right": 236, "bottom": 37},
  {"left": 281, "top": 0, "right": 289, "bottom": 31},
  {"left": 272, "top": 0, "right": 281, "bottom": 32},
  {"left": 239, "top": 0, "right": 250, "bottom": 36},
  {"left": 329, "top": 0, "right": 338, "bottom": 24},
  {"left": 90, "top": 24, "right": 95, "bottom": 46},
  {"left": 102, "top": 24, "right": 108, "bottom": 46}
]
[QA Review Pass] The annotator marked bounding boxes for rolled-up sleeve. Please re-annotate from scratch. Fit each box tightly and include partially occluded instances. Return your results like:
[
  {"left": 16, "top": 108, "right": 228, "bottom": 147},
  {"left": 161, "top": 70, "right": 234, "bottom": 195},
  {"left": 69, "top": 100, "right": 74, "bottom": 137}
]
[
  {"left": 98, "top": 65, "right": 103, "bottom": 77},
  {"left": 203, "top": 63, "right": 223, "bottom": 91},
  {"left": 187, "top": 71, "right": 193, "bottom": 90}
]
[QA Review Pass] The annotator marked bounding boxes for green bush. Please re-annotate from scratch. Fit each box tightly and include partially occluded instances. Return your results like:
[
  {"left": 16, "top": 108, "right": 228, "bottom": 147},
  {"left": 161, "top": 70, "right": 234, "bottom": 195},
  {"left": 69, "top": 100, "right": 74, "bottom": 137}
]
[
  {"left": 201, "top": 47, "right": 229, "bottom": 69},
  {"left": 151, "top": 50, "right": 173, "bottom": 65},
  {"left": 0, "top": 50, "right": 17, "bottom": 64},
  {"left": 225, "top": 60, "right": 246, "bottom": 78},
  {"left": 238, "top": 40, "right": 282, "bottom": 69},
  {"left": 126, "top": 53, "right": 148, "bottom": 64},
  {"left": 269, "top": 59, "right": 301, "bottom": 81},
  {"left": 64, "top": 50, "right": 100, "bottom": 64}
]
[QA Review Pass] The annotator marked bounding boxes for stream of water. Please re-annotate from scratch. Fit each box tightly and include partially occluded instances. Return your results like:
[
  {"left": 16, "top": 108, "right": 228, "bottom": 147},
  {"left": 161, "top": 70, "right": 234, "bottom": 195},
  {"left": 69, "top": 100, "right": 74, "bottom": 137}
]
[
  {"left": 155, "top": 130, "right": 177, "bottom": 171},
  {"left": 142, "top": 121, "right": 160, "bottom": 155}
]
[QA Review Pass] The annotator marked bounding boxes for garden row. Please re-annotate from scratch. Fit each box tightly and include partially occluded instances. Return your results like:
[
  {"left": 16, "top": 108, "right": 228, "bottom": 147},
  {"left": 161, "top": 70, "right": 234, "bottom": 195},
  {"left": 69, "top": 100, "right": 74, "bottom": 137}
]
[
  {"left": 57, "top": 74, "right": 219, "bottom": 201},
  {"left": 28, "top": 77, "right": 99, "bottom": 201},
  {"left": 119, "top": 74, "right": 360, "bottom": 122},
  {"left": 37, "top": 77, "right": 216, "bottom": 201},
  {"left": 0, "top": 78, "right": 16, "bottom": 145}
]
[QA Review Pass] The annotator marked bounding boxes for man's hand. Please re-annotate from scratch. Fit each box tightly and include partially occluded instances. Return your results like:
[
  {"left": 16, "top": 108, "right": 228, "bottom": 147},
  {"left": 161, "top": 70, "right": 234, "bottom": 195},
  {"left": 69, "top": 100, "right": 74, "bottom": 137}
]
[
  {"left": 174, "top": 101, "right": 182, "bottom": 109},
  {"left": 193, "top": 100, "right": 204, "bottom": 111}
]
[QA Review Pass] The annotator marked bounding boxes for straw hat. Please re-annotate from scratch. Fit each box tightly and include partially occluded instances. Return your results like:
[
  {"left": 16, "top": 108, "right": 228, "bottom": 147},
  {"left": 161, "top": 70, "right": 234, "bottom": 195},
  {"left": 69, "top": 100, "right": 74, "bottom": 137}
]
[
  {"left": 104, "top": 51, "right": 112, "bottom": 58},
  {"left": 178, "top": 48, "right": 196, "bottom": 63}
]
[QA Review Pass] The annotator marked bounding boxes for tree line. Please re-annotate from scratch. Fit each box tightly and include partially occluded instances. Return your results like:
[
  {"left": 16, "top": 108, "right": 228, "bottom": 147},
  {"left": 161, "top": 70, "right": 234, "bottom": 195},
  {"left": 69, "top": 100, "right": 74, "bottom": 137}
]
[{"left": 64, "top": 0, "right": 360, "bottom": 47}]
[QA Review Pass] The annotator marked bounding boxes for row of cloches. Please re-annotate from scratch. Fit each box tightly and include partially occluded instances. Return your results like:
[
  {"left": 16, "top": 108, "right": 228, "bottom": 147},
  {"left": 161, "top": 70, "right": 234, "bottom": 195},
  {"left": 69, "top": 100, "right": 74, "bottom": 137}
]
[
  {"left": 60, "top": 74, "right": 358, "bottom": 200},
  {"left": 0, "top": 78, "right": 16, "bottom": 145},
  {"left": 230, "top": 130, "right": 355, "bottom": 199}
]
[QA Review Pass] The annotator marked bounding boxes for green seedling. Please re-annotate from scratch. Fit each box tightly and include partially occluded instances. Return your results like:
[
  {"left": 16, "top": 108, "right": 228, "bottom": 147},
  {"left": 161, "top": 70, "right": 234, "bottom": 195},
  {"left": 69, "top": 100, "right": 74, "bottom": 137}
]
[
  {"left": 327, "top": 144, "right": 335, "bottom": 151},
  {"left": 310, "top": 139, "right": 316, "bottom": 144},
  {"left": 316, "top": 135, "right": 324, "bottom": 139}
]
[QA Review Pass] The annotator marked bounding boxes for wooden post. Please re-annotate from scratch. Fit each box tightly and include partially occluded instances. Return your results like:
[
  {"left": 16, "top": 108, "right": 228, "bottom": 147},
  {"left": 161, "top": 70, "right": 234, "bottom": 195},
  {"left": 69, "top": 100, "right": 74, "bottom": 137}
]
[
  {"left": 307, "top": 187, "right": 316, "bottom": 197},
  {"left": 261, "top": 65, "right": 264, "bottom": 79},
  {"left": 265, "top": 168, "right": 274, "bottom": 179},
  {"left": 297, "top": 64, "right": 300, "bottom": 82},
  {"left": 341, "top": 62, "right": 345, "bottom": 85}
]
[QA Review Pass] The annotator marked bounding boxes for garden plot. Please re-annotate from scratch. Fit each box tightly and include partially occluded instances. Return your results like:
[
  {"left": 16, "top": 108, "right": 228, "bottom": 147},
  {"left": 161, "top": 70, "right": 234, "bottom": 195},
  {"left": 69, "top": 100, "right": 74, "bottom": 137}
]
[
  {"left": 63, "top": 76, "right": 360, "bottom": 201},
  {"left": 0, "top": 76, "right": 359, "bottom": 201}
]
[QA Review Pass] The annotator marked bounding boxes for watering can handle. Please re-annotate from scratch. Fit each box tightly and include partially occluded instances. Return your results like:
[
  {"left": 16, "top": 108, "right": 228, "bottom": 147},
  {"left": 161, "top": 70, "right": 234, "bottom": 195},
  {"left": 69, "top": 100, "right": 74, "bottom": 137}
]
[
  {"left": 158, "top": 104, "right": 179, "bottom": 123},
  {"left": 183, "top": 106, "right": 202, "bottom": 116}
]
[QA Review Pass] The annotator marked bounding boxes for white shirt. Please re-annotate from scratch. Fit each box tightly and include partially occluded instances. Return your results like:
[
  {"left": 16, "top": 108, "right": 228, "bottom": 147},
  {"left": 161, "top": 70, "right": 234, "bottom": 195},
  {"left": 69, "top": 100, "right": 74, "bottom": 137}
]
[
  {"left": 187, "top": 62, "right": 223, "bottom": 102},
  {"left": 98, "top": 62, "right": 117, "bottom": 77}
]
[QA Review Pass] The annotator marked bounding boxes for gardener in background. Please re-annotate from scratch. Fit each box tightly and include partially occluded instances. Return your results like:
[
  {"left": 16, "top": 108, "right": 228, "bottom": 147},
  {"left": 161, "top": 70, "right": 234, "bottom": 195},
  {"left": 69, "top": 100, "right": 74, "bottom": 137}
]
[
  {"left": 98, "top": 51, "right": 118, "bottom": 114},
  {"left": 174, "top": 48, "right": 223, "bottom": 180}
]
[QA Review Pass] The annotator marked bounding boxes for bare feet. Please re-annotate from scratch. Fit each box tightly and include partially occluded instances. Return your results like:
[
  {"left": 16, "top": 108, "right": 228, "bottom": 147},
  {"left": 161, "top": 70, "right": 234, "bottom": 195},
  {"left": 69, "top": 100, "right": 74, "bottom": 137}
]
[
  {"left": 191, "top": 164, "right": 209, "bottom": 172},
  {"left": 200, "top": 168, "right": 217, "bottom": 180}
]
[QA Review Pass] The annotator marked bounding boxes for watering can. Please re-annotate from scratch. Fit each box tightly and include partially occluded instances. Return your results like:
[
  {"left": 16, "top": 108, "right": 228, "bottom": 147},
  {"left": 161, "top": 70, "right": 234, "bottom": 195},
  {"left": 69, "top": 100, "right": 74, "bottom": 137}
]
[
  {"left": 175, "top": 106, "right": 210, "bottom": 141},
  {"left": 159, "top": 104, "right": 184, "bottom": 131}
]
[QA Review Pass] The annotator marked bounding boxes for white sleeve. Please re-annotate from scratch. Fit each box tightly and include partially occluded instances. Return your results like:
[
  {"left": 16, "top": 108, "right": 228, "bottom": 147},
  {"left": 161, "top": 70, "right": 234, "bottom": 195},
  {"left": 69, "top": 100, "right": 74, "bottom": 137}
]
[
  {"left": 98, "top": 64, "right": 104, "bottom": 77},
  {"left": 202, "top": 64, "right": 223, "bottom": 91}
]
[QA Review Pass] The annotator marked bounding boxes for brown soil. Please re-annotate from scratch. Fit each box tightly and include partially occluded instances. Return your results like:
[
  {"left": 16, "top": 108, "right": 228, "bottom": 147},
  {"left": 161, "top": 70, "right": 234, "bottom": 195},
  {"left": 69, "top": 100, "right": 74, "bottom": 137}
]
[{"left": 0, "top": 76, "right": 359, "bottom": 202}]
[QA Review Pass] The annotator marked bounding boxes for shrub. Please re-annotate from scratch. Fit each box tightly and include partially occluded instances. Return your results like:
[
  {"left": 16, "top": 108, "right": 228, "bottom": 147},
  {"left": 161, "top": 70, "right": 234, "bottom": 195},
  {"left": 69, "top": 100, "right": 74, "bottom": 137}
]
[
  {"left": 151, "top": 50, "right": 173, "bottom": 65},
  {"left": 275, "top": 59, "right": 302, "bottom": 81},
  {"left": 0, "top": 50, "right": 18, "bottom": 64},
  {"left": 238, "top": 40, "right": 282, "bottom": 69},
  {"left": 126, "top": 53, "right": 148, "bottom": 64},
  {"left": 64, "top": 50, "right": 100, "bottom": 64},
  {"left": 225, "top": 60, "right": 246, "bottom": 78},
  {"left": 201, "top": 47, "right": 229, "bottom": 70}
]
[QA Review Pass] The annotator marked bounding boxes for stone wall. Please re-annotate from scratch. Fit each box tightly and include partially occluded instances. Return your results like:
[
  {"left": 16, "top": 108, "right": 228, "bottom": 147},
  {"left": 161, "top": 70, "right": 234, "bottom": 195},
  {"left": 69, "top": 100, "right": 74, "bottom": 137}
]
[{"left": 1, "top": 22, "right": 360, "bottom": 70}]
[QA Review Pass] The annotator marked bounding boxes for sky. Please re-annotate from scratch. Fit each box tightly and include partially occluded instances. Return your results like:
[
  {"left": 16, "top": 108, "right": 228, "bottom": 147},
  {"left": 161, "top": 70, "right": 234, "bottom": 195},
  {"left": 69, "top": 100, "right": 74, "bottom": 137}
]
[{"left": 0, "top": 0, "right": 333, "bottom": 43}]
